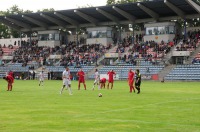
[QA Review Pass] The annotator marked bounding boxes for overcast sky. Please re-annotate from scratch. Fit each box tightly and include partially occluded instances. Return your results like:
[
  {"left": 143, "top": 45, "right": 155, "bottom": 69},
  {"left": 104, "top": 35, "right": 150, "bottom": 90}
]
[{"left": 0, "top": 0, "right": 107, "bottom": 12}]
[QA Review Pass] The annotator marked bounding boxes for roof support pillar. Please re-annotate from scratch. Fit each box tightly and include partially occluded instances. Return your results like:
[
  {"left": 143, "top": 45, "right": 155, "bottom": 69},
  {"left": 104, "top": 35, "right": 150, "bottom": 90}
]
[
  {"left": 112, "top": 6, "right": 136, "bottom": 22},
  {"left": 54, "top": 12, "right": 79, "bottom": 26},
  {"left": 164, "top": 0, "right": 185, "bottom": 19},
  {"left": 40, "top": 13, "right": 66, "bottom": 28},
  {"left": 137, "top": 3, "right": 159, "bottom": 20},
  {"left": 0, "top": 19, "right": 21, "bottom": 31},
  {"left": 186, "top": 0, "right": 200, "bottom": 14},
  {"left": 22, "top": 15, "right": 48, "bottom": 29},
  {"left": 74, "top": 10, "right": 98, "bottom": 25},
  {"left": 96, "top": 8, "right": 119, "bottom": 24},
  {"left": 4, "top": 17, "right": 31, "bottom": 29}
]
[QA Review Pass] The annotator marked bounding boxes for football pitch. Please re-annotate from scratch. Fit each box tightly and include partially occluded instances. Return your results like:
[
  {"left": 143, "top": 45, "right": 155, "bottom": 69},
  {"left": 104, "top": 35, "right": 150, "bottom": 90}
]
[{"left": 0, "top": 80, "right": 200, "bottom": 132}]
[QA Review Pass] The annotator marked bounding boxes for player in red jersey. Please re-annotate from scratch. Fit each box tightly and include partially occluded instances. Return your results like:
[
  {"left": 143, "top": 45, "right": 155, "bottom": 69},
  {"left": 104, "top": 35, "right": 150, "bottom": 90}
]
[
  {"left": 100, "top": 78, "right": 106, "bottom": 89},
  {"left": 128, "top": 69, "right": 135, "bottom": 93},
  {"left": 107, "top": 70, "right": 116, "bottom": 89},
  {"left": 3, "top": 75, "right": 14, "bottom": 91},
  {"left": 8, "top": 70, "right": 14, "bottom": 78},
  {"left": 76, "top": 68, "right": 86, "bottom": 90}
]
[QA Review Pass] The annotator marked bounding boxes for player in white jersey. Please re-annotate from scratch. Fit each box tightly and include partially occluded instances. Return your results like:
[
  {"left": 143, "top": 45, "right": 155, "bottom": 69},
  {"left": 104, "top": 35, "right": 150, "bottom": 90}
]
[
  {"left": 60, "top": 67, "right": 73, "bottom": 95},
  {"left": 39, "top": 71, "right": 44, "bottom": 86},
  {"left": 92, "top": 69, "right": 100, "bottom": 90}
]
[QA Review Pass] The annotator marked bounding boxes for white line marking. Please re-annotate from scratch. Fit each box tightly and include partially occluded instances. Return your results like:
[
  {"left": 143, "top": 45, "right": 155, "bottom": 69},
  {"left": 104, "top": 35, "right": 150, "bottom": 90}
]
[{"left": 74, "top": 97, "right": 200, "bottom": 118}]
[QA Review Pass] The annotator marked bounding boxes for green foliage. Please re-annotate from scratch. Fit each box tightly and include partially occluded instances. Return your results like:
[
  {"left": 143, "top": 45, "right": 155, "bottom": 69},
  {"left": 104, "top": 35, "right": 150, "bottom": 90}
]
[
  {"left": 23, "top": 10, "right": 34, "bottom": 14},
  {"left": 107, "top": 0, "right": 149, "bottom": 5},
  {"left": 4, "top": 5, "right": 23, "bottom": 15},
  {"left": 193, "top": 0, "right": 200, "bottom": 5},
  {"left": 0, "top": 23, "right": 10, "bottom": 38},
  {"left": 78, "top": 4, "right": 93, "bottom": 8},
  {"left": 37, "top": 8, "right": 55, "bottom": 13},
  {"left": 0, "top": 80, "right": 200, "bottom": 131}
]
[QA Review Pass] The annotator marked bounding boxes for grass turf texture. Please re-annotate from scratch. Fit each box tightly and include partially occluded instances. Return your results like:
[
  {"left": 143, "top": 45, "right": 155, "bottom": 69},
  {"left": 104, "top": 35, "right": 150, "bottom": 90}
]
[{"left": 0, "top": 80, "right": 200, "bottom": 132}]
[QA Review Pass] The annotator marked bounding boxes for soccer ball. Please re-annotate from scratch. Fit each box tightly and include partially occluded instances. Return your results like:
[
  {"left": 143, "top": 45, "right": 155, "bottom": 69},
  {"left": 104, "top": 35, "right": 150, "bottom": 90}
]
[{"left": 98, "top": 93, "right": 102, "bottom": 97}]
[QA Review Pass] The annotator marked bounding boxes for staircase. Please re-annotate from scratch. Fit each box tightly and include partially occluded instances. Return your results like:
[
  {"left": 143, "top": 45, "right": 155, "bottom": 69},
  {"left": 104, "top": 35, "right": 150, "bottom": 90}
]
[
  {"left": 108, "top": 45, "right": 118, "bottom": 53},
  {"left": 160, "top": 44, "right": 179, "bottom": 65},
  {"left": 86, "top": 65, "right": 104, "bottom": 80},
  {"left": 158, "top": 64, "right": 176, "bottom": 81},
  {"left": 97, "top": 55, "right": 105, "bottom": 65},
  {"left": 35, "top": 66, "right": 49, "bottom": 79}
]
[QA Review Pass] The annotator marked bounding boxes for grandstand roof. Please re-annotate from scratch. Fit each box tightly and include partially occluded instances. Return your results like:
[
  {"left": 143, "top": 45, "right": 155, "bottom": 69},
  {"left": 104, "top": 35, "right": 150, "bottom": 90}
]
[{"left": 0, "top": 0, "right": 200, "bottom": 32}]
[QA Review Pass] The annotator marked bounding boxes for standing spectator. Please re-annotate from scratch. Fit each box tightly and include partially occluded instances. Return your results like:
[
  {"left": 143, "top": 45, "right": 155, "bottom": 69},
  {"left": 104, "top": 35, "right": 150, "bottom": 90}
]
[
  {"left": 50, "top": 71, "right": 54, "bottom": 80},
  {"left": 21, "top": 72, "right": 25, "bottom": 80},
  {"left": 76, "top": 68, "right": 86, "bottom": 90},
  {"left": 48, "top": 71, "right": 50, "bottom": 80},
  {"left": 32, "top": 71, "right": 35, "bottom": 80},
  {"left": 146, "top": 67, "right": 150, "bottom": 77}
]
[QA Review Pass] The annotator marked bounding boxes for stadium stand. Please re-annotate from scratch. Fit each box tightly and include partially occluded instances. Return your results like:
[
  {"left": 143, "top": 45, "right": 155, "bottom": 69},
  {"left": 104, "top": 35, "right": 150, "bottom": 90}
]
[
  {"left": 0, "top": 0, "right": 200, "bottom": 81},
  {"left": 57, "top": 43, "right": 111, "bottom": 67},
  {"left": 45, "top": 65, "right": 95, "bottom": 73},
  {"left": 0, "top": 63, "right": 29, "bottom": 78},
  {"left": 165, "top": 64, "right": 200, "bottom": 80},
  {"left": 89, "top": 60, "right": 164, "bottom": 80}
]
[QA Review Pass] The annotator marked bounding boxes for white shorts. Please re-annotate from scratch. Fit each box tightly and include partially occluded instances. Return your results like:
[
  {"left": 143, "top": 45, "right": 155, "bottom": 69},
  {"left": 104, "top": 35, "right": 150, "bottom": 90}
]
[
  {"left": 94, "top": 79, "right": 99, "bottom": 84},
  {"left": 63, "top": 79, "right": 71, "bottom": 86},
  {"left": 40, "top": 78, "right": 44, "bottom": 81}
]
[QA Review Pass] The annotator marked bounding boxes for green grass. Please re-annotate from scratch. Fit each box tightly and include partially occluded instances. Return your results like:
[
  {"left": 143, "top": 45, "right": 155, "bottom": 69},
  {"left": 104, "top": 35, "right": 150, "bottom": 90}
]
[{"left": 0, "top": 80, "right": 200, "bottom": 132}]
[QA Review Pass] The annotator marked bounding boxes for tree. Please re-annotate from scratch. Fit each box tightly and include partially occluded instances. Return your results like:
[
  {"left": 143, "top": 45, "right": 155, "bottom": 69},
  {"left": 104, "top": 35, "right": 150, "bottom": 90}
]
[
  {"left": 0, "top": 24, "right": 10, "bottom": 38},
  {"left": 37, "top": 8, "right": 54, "bottom": 12},
  {"left": 4, "top": 5, "right": 23, "bottom": 15},
  {"left": 107, "top": 0, "right": 116, "bottom": 5},
  {"left": 107, "top": 0, "right": 148, "bottom": 5},
  {"left": 23, "top": 10, "right": 34, "bottom": 14},
  {"left": 78, "top": 4, "right": 93, "bottom": 8}
]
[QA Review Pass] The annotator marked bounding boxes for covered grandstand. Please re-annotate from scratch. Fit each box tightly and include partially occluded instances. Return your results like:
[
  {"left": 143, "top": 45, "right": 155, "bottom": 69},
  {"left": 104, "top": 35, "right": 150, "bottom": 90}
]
[
  {"left": 0, "top": 0, "right": 199, "bottom": 31},
  {"left": 0, "top": 0, "right": 200, "bottom": 81}
]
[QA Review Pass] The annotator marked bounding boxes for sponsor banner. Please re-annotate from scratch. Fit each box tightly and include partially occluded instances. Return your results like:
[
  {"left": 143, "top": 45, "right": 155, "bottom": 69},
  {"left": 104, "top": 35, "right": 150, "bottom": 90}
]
[
  {"left": 172, "top": 51, "right": 190, "bottom": 56},
  {"left": 2, "top": 56, "right": 13, "bottom": 60},
  {"left": 100, "top": 74, "right": 119, "bottom": 80},
  {"left": 49, "top": 55, "right": 62, "bottom": 59},
  {"left": 104, "top": 53, "right": 118, "bottom": 58}
]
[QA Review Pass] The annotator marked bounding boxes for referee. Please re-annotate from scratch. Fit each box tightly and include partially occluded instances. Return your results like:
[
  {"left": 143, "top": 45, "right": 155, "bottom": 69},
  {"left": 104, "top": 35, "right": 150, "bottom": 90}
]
[{"left": 135, "top": 69, "right": 141, "bottom": 94}]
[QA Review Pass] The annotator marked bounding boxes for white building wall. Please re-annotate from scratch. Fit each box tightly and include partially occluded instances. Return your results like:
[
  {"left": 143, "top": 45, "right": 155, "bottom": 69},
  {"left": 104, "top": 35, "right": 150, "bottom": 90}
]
[
  {"left": 144, "top": 22, "right": 176, "bottom": 27},
  {"left": 38, "top": 30, "right": 60, "bottom": 34},
  {"left": 87, "top": 27, "right": 112, "bottom": 31},
  {"left": 86, "top": 38, "right": 113, "bottom": 46},
  {"left": 86, "top": 27, "right": 113, "bottom": 46},
  {"left": 38, "top": 41, "right": 60, "bottom": 47},
  {"left": 67, "top": 34, "right": 87, "bottom": 42},
  {"left": 0, "top": 37, "right": 37, "bottom": 47}
]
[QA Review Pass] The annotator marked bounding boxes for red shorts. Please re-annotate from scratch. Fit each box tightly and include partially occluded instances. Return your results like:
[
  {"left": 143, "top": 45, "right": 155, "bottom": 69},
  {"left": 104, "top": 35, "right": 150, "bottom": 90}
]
[
  {"left": 128, "top": 80, "right": 134, "bottom": 86},
  {"left": 108, "top": 80, "right": 114, "bottom": 83},
  {"left": 8, "top": 81, "right": 13, "bottom": 85},
  {"left": 79, "top": 79, "right": 85, "bottom": 83}
]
